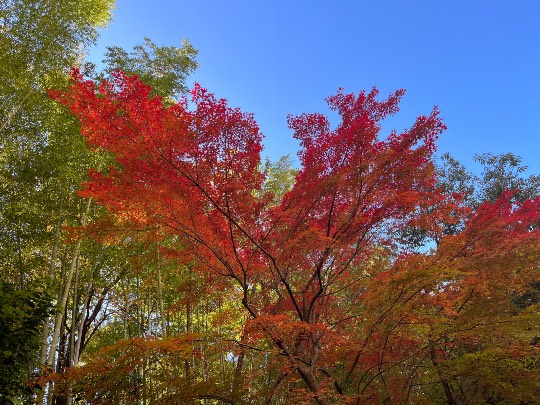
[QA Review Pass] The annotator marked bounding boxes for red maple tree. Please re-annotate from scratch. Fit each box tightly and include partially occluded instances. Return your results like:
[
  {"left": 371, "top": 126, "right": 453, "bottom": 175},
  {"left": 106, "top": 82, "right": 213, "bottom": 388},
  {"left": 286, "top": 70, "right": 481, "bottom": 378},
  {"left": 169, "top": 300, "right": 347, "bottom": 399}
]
[{"left": 51, "top": 71, "right": 540, "bottom": 404}]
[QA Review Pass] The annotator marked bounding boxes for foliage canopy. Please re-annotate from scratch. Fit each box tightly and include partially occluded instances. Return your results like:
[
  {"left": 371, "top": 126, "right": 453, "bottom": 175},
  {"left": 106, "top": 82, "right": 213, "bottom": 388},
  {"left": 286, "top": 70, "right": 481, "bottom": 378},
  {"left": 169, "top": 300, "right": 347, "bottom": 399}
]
[{"left": 50, "top": 72, "right": 540, "bottom": 404}]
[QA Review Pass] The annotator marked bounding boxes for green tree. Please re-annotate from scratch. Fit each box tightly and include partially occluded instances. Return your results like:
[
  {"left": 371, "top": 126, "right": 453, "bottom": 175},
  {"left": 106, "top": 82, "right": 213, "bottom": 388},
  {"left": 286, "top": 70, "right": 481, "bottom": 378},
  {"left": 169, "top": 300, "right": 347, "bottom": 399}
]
[
  {"left": 474, "top": 152, "right": 540, "bottom": 204},
  {"left": 261, "top": 154, "right": 298, "bottom": 204},
  {"left": 403, "top": 152, "right": 540, "bottom": 250},
  {"left": 98, "top": 37, "right": 198, "bottom": 102},
  {"left": 0, "top": 281, "right": 52, "bottom": 403},
  {"left": 0, "top": 0, "right": 114, "bottom": 284},
  {"left": 0, "top": 0, "right": 114, "bottom": 140},
  {"left": 437, "top": 152, "right": 540, "bottom": 207},
  {"left": 436, "top": 153, "right": 477, "bottom": 206},
  {"left": 0, "top": 2, "right": 199, "bottom": 403}
]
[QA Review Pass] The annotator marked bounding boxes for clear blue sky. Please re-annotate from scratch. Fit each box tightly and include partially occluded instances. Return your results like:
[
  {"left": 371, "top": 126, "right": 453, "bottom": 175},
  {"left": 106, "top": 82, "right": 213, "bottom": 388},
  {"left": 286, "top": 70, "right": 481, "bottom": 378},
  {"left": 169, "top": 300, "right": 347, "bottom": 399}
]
[{"left": 88, "top": 0, "right": 540, "bottom": 174}]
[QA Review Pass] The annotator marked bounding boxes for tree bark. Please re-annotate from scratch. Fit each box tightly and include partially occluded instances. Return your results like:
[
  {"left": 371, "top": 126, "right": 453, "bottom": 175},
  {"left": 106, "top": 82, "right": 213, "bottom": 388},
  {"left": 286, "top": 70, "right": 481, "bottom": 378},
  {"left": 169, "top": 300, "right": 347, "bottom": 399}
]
[
  {"left": 296, "top": 364, "right": 331, "bottom": 405},
  {"left": 39, "top": 219, "right": 61, "bottom": 365},
  {"left": 157, "top": 264, "right": 167, "bottom": 338},
  {"left": 231, "top": 322, "right": 248, "bottom": 403},
  {"left": 46, "top": 198, "right": 92, "bottom": 367}
]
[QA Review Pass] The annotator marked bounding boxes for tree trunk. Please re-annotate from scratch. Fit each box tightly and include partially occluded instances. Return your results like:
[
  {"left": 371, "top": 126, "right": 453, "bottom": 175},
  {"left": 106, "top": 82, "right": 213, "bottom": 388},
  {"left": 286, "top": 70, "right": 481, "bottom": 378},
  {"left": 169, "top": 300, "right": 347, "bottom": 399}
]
[
  {"left": 73, "top": 271, "right": 93, "bottom": 366},
  {"left": 296, "top": 364, "right": 331, "bottom": 405},
  {"left": 185, "top": 265, "right": 193, "bottom": 381},
  {"left": 123, "top": 281, "right": 129, "bottom": 340},
  {"left": 46, "top": 198, "right": 91, "bottom": 367},
  {"left": 157, "top": 264, "right": 167, "bottom": 338},
  {"left": 40, "top": 220, "right": 61, "bottom": 365},
  {"left": 430, "top": 346, "right": 456, "bottom": 405},
  {"left": 231, "top": 323, "right": 248, "bottom": 403}
]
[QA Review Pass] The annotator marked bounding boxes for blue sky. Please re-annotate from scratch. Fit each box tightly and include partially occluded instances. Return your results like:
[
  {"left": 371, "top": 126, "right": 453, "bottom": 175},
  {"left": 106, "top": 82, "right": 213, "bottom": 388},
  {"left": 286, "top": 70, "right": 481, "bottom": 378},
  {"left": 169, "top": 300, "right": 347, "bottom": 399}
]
[{"left": 88, "top": 0, "right": 540, "bottom": 173}]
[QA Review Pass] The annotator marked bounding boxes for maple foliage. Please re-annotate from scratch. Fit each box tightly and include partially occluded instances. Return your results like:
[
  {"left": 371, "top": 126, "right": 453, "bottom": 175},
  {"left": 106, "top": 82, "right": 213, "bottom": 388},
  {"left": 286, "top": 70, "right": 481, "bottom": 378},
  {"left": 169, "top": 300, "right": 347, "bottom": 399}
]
[
  {"left": 39, "top": 335, "right": 240, "bottom": 404},
  {"left": 51, "top": 71, "right": 540, "bottom": 404}
]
